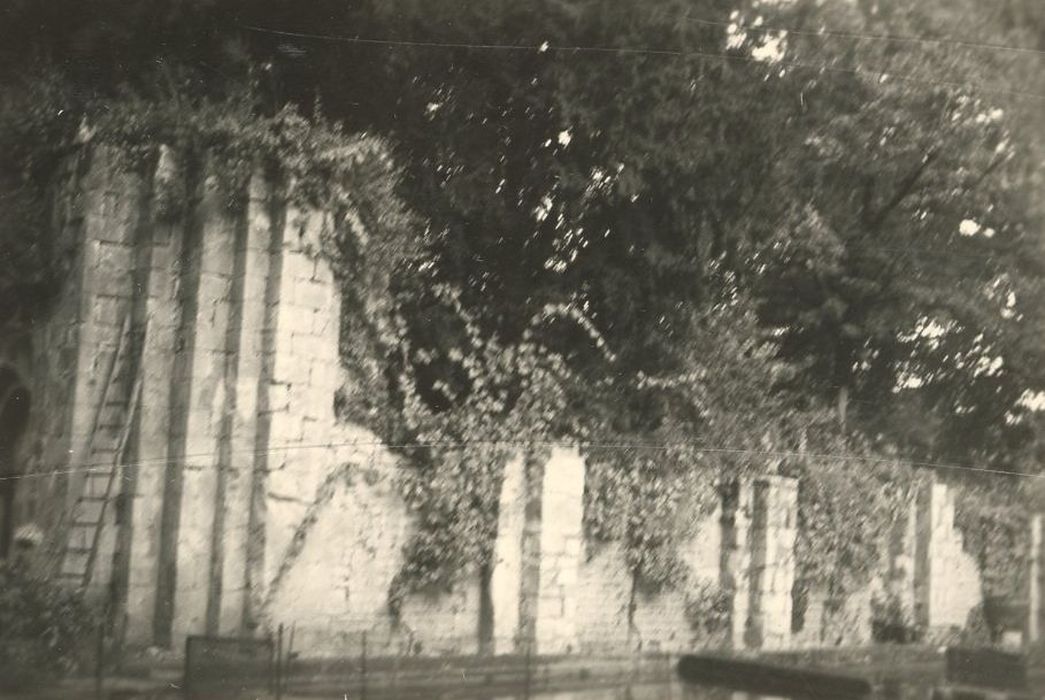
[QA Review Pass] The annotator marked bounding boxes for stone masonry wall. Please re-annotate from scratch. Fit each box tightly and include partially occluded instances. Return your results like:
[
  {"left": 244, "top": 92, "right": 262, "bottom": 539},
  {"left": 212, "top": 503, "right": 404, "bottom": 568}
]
[
  {"left": 914, "top": 482, "right": 982, "bottom": 636},
  {"left": 573, "top": 508, "right": 723, "bottom": 655},
  {"left": 533, "top": 446, "right": 586, "bottom": 655},
  {"left": 490, "top": 453, "right": 527, "bottom": 654},
  {"left": 0, "top": 144, "right": 998, "bottom": 661},
  {"left": 0, "top": 150, "right": 89, "bottom": 567}
]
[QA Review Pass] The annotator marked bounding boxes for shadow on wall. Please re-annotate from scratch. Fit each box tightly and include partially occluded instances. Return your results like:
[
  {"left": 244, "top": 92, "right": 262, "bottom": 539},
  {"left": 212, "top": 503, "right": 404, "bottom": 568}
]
[{"left": 0, "top": 366, "right": 31, "bottom": 561}]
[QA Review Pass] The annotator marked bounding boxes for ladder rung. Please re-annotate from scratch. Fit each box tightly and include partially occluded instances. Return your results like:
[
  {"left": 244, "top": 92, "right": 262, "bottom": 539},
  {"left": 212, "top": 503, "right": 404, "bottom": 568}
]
[
  {"left": 70, "top": 520, "right": 103, "bottom": 528},
  {"left": 66, "top": 546, "right": 91, "bottom": 554},
  {"left": 78, "top": 495, "right": 109, "bottom": 502}
]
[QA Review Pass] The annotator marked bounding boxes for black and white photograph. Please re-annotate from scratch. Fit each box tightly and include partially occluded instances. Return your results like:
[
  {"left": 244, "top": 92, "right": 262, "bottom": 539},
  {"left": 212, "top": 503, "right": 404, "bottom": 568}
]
[{"left": 0, "top": 1, "right": 1043, "bottom": 698}]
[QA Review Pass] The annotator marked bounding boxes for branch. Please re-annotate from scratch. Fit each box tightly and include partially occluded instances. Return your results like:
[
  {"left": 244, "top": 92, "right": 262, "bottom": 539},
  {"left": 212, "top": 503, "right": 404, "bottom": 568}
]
[
  {"left": 868, "top": 147, "right": 940, "bottom": 231},
  {"left": 966, "top": 153, "right": 1007, "bottom": 194}
]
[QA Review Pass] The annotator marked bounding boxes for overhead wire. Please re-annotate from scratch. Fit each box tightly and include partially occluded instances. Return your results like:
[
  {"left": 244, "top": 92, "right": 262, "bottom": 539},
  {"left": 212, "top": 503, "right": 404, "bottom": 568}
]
[{"left": 238, "top": 24, "right": 1045, "bottom": 103}]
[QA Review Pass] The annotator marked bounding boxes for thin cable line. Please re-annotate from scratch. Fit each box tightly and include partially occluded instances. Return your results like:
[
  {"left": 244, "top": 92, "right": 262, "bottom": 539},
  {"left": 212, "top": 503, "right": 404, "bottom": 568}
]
[
  {"left": 0, "top": 437, "right": 1038, "bottom": 482},
  {"left": 683, "top": 15, "right": 1045, "bottom": 59},
  {"left": 238, "top": 24, "right": 1045, "bottom": 103}
]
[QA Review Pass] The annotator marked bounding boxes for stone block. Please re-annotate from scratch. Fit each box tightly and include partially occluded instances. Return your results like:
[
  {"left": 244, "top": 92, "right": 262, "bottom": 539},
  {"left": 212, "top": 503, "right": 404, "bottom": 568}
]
[
  {"left": 490, "top": 454, "right": 526, "bottom": 654},
  {"left": 915, "top": 482, "right": 983, "bottom": 633},
  {"left": 533, "top": 446, "right": 585, "bottom": 655},
  {"left": 293, "top": 278, "right": 332, "bottom": 311}
]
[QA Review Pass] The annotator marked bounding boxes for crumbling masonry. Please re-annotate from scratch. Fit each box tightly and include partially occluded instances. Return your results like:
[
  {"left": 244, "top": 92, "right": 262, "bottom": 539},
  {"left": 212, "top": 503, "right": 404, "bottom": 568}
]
[{"left": 0, "top": 146, "right": 1022, "bottom": 658}]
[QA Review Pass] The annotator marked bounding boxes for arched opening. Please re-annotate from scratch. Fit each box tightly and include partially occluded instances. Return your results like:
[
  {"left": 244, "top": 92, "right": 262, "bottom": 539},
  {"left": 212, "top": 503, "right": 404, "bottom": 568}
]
[{"left": 0, "top": 367, "right": 31, "bottom": 560}]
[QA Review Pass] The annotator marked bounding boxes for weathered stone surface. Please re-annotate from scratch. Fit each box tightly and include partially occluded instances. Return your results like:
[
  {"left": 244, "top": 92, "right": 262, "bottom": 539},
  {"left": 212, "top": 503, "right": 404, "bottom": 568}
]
[
  {"left": 533, "top": 446, "right": 586, "bottom": 655},
  {"left": 168, "top": 173, "right": 238, "bottom": 646},
  {"left": 749, "top": 476, "right": 797, "bottom": 651},
  {"left": 722, "top": 478, "right": 754, "bottom": 650},
  {"left": 123, "top": 202, "right": 185, "bottom": 645},
  {"left": 914, "top": 482, "right": 982, "bottom": 635},
  {"left": 490, "top": 453, "right": 526, "bottom": 654},
  {"left": 0, "top": 144, "right": 1001, "bottom": 662}
]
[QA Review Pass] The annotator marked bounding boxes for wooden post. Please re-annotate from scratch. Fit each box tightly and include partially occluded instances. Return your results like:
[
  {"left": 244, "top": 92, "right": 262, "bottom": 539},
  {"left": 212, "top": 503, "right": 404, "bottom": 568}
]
[
  {"left": 523, "top": 640, "right": 532, "bottom": 698},
  {"left": 1029, "top": 513, "right": 1042, "bottom": 644},
  {"left": 275, "top": 623, "right": 284, "bottom": 700},
  {"left": 285, "top": 624, "right": 295, "bottom": 692},
  {"left": 183, "top": 635, "right": 192, "bottom": 699},
  {"left": 360, "top": 630, "right": 368, "bottom": 700},
  {"left": 94, "top": 622, "right": 104, "bottom": 700}
]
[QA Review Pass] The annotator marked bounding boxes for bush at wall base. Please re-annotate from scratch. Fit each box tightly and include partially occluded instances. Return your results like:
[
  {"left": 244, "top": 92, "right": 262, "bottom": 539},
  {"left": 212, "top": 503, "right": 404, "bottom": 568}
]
[{"left": 0, "top": 563, "right": 96, "bottom": 691}]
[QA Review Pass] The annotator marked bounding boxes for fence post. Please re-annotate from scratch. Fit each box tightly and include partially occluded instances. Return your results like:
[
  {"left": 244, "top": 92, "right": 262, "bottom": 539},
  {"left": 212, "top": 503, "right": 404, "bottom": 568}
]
[
  {"left": 183, "top": 635, "right": 192, "bottom": 700},
  {"left": 360, "top": 630, "right": 368, "bottom": 700},
  {"left": 523, "top": 640, "right": 532, "bottom": 698},
  {"left": 286, "top": 624, "right": 296, "bottom": 694},
  {"left": 391, "top": 633, "right": 400, "bottom": 693},
  {"left": 1029, "top": 513, "right": 1042, "bottom": 644},
  {"left": 275, "top": 624, "right": 284, "bottom": 700},
  {"left": 94, "top": 623, "right": 104, "bottom": 700}
]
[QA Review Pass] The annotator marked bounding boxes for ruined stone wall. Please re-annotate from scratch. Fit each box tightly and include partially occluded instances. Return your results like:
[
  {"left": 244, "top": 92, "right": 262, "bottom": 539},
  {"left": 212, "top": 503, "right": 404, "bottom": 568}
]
[
  {"left": 0, "top": 152, "right": 88, "bottom": 552},
  {"left": 790, "top": 482, "right": 982, "bottom": 649},
  {"left": 791, "top": 588, "right": 872, "bottom": 649},
  {"left": 0, "top": 144, "right": 997, "bottom": 660},
  {"left": 914, "top": 482, "right": 983, "bottom": 636},
  {"left": 573, "top": 508, "right": 723, "bottom": 655}
]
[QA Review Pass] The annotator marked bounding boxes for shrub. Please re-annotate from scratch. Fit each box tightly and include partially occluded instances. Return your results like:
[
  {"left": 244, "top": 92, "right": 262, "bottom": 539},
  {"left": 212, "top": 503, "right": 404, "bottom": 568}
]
[
  {"left": 685, "top": 580, "right": 732, "bottom": 644},
  {"left": 0, "top": 564, "right": 97, "bottom": 690},
  {"left": 870, "top": 590, "right": 921, "bottom": 644}
]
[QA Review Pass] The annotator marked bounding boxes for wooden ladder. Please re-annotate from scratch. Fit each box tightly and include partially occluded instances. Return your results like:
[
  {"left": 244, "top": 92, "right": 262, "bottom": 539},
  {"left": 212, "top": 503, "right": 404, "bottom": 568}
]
[{"left": 58, "top": 315, "right": 144, "bottom": 592}]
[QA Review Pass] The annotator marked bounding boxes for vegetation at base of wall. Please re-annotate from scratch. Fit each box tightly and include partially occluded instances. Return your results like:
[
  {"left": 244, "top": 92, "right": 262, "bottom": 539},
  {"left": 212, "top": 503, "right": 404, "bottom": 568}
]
[
  {"left": 684, "top": 579, "right": 732, "bottom": 644},
  {"left": 786, "top": 449, "right": 919, "bottom": 604},
  {"left": 953, "top": 480, "right": 1031, "bottom": 614},
  {"left": 870, "top": 590, "right": 922, "bottom": 644},
  {"left": 0, "top": 563, "right": 97, "bottom": 690}
]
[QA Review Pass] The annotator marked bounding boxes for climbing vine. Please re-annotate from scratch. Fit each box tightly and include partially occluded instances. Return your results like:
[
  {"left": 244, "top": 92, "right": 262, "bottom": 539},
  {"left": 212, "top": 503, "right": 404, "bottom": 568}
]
[
  {"left": 684, "top": 579, "right": 732, "bottom": 644},
  {"left": 785, "top": 442, "right": 915, "bottom": 598},
  {"left": 380, "top": 283, "right": 580, "bottom": 618},
  {"left": 953, "top": 480, "right": 1030, "bottom": 611},
  {"left": 5, "top": 58, "right": 1033, "bottom": 640},
  {"left": 0, "top": 65, "right": 414, "bottom": 331}
]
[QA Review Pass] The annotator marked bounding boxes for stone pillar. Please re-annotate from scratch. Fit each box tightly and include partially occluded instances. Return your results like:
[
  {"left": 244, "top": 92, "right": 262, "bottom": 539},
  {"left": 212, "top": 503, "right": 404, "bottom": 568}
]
[
  {"left": 748, "top": 476, "right": 797, "bottom": 650},
  {"left": 250, "top": 205, "right": 344, "bottom": 629},
  {"left": 885, "top": 502, "right": 918, "bottom": 631},
  {"left": 913, "top": 482, "right": 982, "bottom": 635},
  {"left": 1029, "top": 513, "right": 1042, "bottom": 644},
  {"left": 123, "top": 149, "right": 186, "bottom": 646},
  {"left": 168, "top": 168, "right": 238, "bottom": 645},
  {"left": 489, "top": 453, "right": 526, "bottom": 654},
  {"left": 532, "top": 446, "right": 586, "bottom": 655},
  {"left": 720, "top": 479, "right": 753, "bottom": 650},
  {"left": 721, "top": 475, "right": 798, "bottom": 651},
  {"left": 213, "top": 174, "right": 274, "bottom": 636},
  {"left": 508, "top": 447, "right": 586, "bottom": 655}
]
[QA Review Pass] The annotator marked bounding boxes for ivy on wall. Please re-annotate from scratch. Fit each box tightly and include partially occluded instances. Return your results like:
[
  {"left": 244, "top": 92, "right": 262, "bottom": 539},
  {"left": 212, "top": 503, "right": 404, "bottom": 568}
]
[
  {"left": 3, "top": 61, "right": 1037, "bottom": 641},
  {"left": 953, "top": 480, "right": 1030, "bottom": 619}
]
